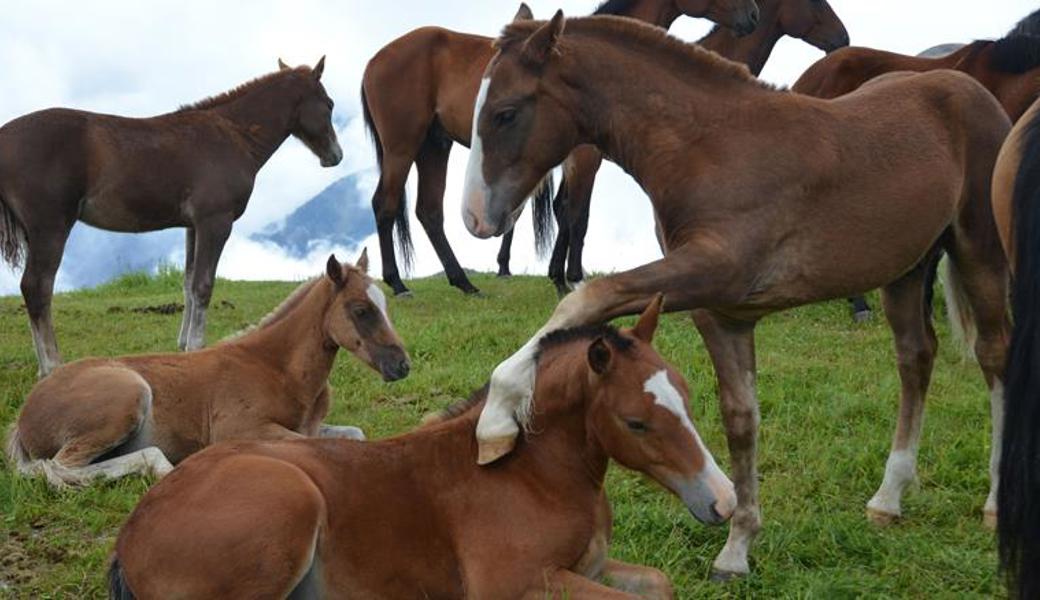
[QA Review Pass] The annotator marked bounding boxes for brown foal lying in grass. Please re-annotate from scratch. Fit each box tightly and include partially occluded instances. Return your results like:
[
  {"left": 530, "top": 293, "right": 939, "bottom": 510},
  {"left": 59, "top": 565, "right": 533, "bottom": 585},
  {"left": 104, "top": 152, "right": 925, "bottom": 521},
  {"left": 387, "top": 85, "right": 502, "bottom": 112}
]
[
  {"left": 108, "top": 296, "right": 734, "bottom": 599},
  {"left": 6, "top": 252, "right": 409, "bottom": 487}
]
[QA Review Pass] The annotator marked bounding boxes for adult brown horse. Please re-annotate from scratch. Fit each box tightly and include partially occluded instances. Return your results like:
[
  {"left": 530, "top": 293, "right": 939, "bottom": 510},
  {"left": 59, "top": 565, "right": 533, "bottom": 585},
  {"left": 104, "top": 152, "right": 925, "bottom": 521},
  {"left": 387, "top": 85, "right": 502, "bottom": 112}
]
[
  {"left": 513, "top": 0, "right": 850, "bottom": 295},
  {"left": 0, "top": 58, "right": 342, "bottom": 377},
  {"left": 361, "top": 0, "right": 760, "bottom": 297},
  {"left": 462, "top": 13, "right": 1010, "bottom": 579},
  {"left": 791, "top": 10, "right": 1040, "bottom": 321},
  {"left": 992, "top": 97, "right": 1040, "bottom": 600},
  {"left": 6, "top": 253, "right": 409, "bottom": 487},
  {"left": 108, "top": 299, "right": 735, "bottom": 598}
]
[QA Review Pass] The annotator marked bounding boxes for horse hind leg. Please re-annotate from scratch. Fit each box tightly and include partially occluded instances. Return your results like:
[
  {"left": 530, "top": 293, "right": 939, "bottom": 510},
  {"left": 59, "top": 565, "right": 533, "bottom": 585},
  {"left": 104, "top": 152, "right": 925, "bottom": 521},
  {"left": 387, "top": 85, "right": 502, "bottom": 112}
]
[
  {"left": 943, "top": 230, "right": 1010, "bottom": 528},
  {"left": 867, "top": 258, "right": 938, "bottom": 525},
  {"left": 372, "top": 152, "right": 415, "bottom": 297},
  {"left": 177, "top": 227, "right": 196, "bottom": 351},
  {"left": 415, "top": 134, "right": 480, "bottom": 295},
  {"left": 20, "top": 221, "right": 73, "bottom": 377},
  {"left": 184, "top": 217, "right": 232, "bottom": 350},
  {"left": 14, "top": 365, "right": 169, "bottom": 487}
]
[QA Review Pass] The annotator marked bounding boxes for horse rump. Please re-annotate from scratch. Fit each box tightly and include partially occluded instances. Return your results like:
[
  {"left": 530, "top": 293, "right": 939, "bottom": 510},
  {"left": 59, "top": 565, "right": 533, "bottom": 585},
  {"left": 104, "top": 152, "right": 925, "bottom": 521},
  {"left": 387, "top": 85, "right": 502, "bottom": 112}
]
[{"left": 999, "top": 105, "right": 1040, "bottom": 599}]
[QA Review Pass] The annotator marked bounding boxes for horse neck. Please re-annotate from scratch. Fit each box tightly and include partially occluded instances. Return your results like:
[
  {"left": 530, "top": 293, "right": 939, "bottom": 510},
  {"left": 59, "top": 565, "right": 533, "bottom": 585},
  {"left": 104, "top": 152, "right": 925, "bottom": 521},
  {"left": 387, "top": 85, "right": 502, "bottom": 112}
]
[
  {"left": 233, "top": 280, "right": 338, "bottom": 390},
  {"left": 212, "top": 79, "right": 299, "bottom": 168},
  {"left": 560, "top": 31, "right": 767, "bottom": 200},
  {"left": 616, "top": 0, "right": 681, "bottom": 28},
  {"left": 698, "top": 13, "right": 784, "bottom": 76}
]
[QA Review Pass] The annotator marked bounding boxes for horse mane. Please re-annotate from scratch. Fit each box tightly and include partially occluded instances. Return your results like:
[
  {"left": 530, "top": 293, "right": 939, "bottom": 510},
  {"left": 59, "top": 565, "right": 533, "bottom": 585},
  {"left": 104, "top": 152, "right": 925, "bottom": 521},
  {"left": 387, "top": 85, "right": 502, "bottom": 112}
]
[
  {"left": 1008, "top": 8, "right": 1040, "bottom": 38},
  {"left": 222, "top": 276, "right": 324, "bottom": 341},
  {"left": 175, "top": 67, "right": 305, "bottom": 113},
  {"left": 497, "top": 16, "right": 771, "bottom": 90},
  {"left": 422, "top": 324, "right": 634, "bottom": 426},
  {"left": 988, "top": 35, "right": 1040, "bottom": 74},
  {"left": 592, "top": 0, "right": 635, "bottom": 15}
]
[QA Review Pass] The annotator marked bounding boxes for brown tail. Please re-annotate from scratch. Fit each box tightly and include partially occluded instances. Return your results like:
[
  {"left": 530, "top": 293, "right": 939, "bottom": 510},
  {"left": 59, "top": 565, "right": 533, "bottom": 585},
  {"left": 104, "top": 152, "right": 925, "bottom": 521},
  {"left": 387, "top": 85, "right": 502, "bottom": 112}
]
[
  {"left": 4, "top": 423, "right": 30, "bottom": 469},
  {"left": 0, "top": 191, "right": 26, "bottom": 268},
  {"left": 419, "top": 383, "right": 489, "bottom": 427}
]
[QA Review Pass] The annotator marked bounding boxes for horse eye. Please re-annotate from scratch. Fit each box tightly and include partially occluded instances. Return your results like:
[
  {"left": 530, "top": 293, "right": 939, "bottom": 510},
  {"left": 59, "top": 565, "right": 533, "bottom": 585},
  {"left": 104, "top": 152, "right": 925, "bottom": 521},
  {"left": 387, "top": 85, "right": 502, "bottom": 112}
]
[
  {"left": 625, "top": 419, "right": 647, "bottom": 432},
  {"left": 352, "top": 306, "right": 368, "bottom": 318},
  {"left": 494, "top": 108, "right": 517, "bottom": 127}
]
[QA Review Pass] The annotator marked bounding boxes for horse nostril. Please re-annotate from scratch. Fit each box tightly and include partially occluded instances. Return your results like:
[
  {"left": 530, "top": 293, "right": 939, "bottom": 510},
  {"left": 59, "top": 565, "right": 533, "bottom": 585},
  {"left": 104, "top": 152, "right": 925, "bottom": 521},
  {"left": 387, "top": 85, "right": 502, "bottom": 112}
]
[{"left": 397, "top": 359, "right": 410, "bottom": 377}]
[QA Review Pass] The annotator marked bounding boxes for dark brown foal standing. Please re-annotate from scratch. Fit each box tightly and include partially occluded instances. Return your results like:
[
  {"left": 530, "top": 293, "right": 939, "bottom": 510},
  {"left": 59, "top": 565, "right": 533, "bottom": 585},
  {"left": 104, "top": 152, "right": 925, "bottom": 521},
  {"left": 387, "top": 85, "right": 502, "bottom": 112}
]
[
  {"left": 360, "top": 0, "right": 760, "bottom": 296},
  {"left": 523, "top": 0, "right": 850, "bottom": 296},
  {"left": 462, "top": 14, "right": 1010, "bottom": 579},
  {"left": 0, "top": 58, "right": 342, "bottom": 376}
]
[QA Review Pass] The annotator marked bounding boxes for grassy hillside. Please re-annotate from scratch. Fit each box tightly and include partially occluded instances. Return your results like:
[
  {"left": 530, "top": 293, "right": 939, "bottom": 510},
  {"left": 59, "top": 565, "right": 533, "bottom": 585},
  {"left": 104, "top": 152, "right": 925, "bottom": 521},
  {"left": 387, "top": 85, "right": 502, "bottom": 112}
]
[{"left": 0, "top": 270, "right": 1001, "bottom": 598}]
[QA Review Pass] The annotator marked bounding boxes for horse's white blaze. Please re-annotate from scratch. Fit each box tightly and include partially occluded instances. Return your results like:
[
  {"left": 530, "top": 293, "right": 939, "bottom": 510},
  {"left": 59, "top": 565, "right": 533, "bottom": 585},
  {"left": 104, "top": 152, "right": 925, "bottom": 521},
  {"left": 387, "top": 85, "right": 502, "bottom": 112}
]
[
  {"left": 643, "top": 369, "right": 733, "bottom": 509},
  {"left": 367, "top": 283, "right": 388, "bottom": 318},
  {"left": 462, "top": 77, "right": 493, "bottom": 237}
]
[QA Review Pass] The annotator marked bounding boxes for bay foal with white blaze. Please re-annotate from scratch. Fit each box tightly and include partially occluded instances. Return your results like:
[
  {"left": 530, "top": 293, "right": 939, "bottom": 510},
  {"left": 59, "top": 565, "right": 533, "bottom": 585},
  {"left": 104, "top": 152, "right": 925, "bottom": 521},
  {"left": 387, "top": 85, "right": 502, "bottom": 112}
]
[
  {"left": 462, "top": 14, "right": 1010, "bottom": 578},
  {"left": 109, "top": 298, "right": 734, "bottom": 599},
  {"left": 6, "top": 252, "right": 409, "bottom": 487}
]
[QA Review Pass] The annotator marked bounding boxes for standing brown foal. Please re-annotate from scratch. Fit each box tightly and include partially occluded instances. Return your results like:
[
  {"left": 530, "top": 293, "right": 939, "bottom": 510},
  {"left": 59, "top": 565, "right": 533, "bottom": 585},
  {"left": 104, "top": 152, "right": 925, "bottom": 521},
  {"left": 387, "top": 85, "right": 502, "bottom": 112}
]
[
  {"left": 0, "top": 58, "right": 342, "bottom": 376},
  {"left": 109, "top": 298, "right": 734, "bottom": 598},
  {"left": 542, "top": 0, "right": 849, "bottom": 296},
  {"left": 462, "top": 14, "right": 1010, "bottom": 579},
  {"left": 6, "top": 253, "right": 409, "bottom": 487},
  {"left": 361, "top": 0, "right": 760, "bottom": 296}
]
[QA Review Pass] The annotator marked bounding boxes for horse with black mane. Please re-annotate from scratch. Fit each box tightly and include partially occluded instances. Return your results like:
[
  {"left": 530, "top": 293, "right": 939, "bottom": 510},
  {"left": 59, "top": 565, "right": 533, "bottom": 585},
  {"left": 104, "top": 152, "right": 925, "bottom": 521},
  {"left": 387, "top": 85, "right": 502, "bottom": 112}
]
[{"left": 0, "top": 58, "right": 342, "bottom": 376}]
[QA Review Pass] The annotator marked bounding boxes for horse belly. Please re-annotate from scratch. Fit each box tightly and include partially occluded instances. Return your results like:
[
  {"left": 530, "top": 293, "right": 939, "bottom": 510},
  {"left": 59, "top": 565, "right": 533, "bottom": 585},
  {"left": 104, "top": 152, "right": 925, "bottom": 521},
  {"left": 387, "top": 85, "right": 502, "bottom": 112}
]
[{"left": 79, "top": 188, "right": 186, "bottom": 232}]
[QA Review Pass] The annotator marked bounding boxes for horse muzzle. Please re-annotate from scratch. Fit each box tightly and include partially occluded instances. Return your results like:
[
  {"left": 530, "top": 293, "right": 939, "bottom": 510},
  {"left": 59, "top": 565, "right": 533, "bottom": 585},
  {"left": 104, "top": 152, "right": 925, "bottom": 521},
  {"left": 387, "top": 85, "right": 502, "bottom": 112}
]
[
  {"left": 731, "top": 5, "right": 760, "bottom": 37},
  {"left": 673, "top": 469, "right": 737, "bottom": 526},
  {"left": 320, "top": 139, "right": 344, "bottom": 167},
  {"left": 377, "top": 350, "right": 411, "bottom": 382}
]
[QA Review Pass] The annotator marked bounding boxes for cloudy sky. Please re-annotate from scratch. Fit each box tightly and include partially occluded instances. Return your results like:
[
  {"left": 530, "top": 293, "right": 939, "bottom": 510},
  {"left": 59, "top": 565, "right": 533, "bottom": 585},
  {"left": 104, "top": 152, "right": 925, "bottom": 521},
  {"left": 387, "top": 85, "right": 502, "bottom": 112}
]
[{"left": 0, "top": 0, "right": 1035, "bottom": 296}]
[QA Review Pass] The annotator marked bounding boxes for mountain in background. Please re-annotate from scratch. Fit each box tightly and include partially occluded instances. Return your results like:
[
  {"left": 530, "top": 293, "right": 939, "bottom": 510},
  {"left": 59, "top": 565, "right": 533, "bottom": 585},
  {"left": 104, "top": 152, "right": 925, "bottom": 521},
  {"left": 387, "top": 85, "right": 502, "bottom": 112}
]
[{"left": 251, "top": 172, "right": 374, "bottom": 258}]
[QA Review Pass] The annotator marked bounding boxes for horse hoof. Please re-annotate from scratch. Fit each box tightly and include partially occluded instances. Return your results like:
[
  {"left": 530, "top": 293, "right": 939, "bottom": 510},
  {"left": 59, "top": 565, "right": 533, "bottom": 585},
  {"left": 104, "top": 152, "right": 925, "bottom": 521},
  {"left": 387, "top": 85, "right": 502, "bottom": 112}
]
[
  {"left": 709, "top": 569, "right": 745, "bottom": 583},
  {"left": 866, "top": 506, "right": 900, "bottom": 526},
  {"left": 497, "top": 271, "right": 512, "bottom": 279},
  {"left": 477, "top": 435, "right": 516, "bottom": 465},
  {"left": 394, "top": 290, "right": 414, "bottom": 299},
  {"left": 983, "top": 511, "right": 998, "bottom": 530},
  {"left": 853, "top": 310, "right": 872, "bottom": 323},
  {"left": 464, "top": 288, "right": 485, "bottom": 298}
]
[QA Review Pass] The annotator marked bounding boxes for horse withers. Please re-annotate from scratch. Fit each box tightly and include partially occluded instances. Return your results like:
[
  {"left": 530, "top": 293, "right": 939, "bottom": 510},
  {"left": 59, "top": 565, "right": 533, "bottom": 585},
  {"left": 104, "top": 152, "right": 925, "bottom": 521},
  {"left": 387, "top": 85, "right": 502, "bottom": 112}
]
[
  {"left": 5, "top": 252, "right": 409, "bottom": 487},
  {"left": 0, "top": 57, "right": 342, "bottom": 377},
  {"left": 108, "top": 297, "right": 734, "bottom": 599},
  {"left": 462, "top": 13, "right": 1009, "bottom": 579}
]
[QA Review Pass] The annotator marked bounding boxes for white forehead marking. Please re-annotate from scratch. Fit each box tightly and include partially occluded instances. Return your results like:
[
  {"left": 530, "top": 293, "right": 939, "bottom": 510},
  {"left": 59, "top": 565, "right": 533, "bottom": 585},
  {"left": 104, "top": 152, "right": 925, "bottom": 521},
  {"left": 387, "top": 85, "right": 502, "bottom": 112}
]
[
  {"left": 643, "top": 369, "right": 695, "bottom": 437},
  {"left": 366, "top": 283, "right": 388, "bottom": 317},
  {"left": 462, "top": 77, "right": 492, "bottom": 203}
]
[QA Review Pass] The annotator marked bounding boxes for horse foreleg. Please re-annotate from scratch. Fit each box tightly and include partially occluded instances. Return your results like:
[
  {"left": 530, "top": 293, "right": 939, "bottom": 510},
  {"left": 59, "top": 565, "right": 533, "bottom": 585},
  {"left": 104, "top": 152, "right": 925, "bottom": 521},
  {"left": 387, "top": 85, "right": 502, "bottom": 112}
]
[
  {"left": 693, "top": 310, "right": 760, "bottom": 580},
  {"left": 521, "top": 568, "right": 642, "bottom": 599},
  {"left": 476, "top": 246, "right": 743, "bottom": 463},
  {"left": 317, "top": 424, "right": 366, "bottom": 440},
  {"left": 562, "top": 146, "right": 601, "bottom": 288},
  {"left": 184, "top": 218, "right": 232, "bottom": 351},
  {"left": 178, "top": 227, "right": 196, "bottom": 350},
  {"left": 21, "top": 227, "right": 71, "bottom": 377},
  {"left": 76, "top": 447, "right": 173, "bottom": 482},
  {"left": 866, "top": 265, "right": 936, "bottom": 525},
  {"left": 497, "top": 229, "right": 514, "bottom": 278},
  {"left": 599, "top": 560, "right": 673, "bottom": 600}
]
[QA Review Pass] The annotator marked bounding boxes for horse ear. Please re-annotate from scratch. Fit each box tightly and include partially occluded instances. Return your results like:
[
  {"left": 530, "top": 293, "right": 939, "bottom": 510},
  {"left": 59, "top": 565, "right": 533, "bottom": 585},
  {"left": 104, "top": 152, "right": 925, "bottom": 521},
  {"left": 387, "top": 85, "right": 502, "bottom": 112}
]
[
  {"left": 632, "top": 293, "right": 664, "bottom": 343},
  {"left": 356, "top": 247, "right": 369, "bottom": 273},
  {"left": 513, "top": 2, "right": 534, "bottom": 22},
  {"left": 326, "top": 254, "right": 345, "bottom": 287},
  {"left": 278, "top": 58, "right": 291, "bottom": 71},
  {"left": 312, "top": 55, "right": 326, "bottom": 80},
  {"left": 587, "top": 337, "right": 613, "bottom": 375},
  {"left": 522, "top": 9, "right": 565, "bottom": 66}
]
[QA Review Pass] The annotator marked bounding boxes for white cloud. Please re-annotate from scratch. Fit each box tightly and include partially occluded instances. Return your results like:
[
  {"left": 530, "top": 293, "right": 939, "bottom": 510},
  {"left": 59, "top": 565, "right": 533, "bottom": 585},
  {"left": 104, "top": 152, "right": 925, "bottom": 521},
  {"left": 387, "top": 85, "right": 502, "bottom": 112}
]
[{"left": 1, "top": 0, "right": 1036, "bottom": 298}]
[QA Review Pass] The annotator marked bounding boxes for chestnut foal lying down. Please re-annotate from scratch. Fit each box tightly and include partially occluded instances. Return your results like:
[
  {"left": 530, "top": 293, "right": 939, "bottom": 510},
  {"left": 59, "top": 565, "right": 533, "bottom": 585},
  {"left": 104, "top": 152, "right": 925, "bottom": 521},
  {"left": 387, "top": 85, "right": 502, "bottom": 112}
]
[
  {"left": 6, "top": 252, "right": 409, "bottom": 487},
  {"left": 109, "top": 297, "right": 735, "bottom": 599}
]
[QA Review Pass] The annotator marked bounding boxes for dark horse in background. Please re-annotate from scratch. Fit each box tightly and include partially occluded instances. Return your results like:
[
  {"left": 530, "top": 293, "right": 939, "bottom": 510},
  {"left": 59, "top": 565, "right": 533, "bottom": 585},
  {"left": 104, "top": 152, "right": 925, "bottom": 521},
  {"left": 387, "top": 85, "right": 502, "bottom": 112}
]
[
  {"left": 501, "top": 0, "right": 849, "bottom": 297},
  {"left": 993, "top": 97, "right": 1040, "bottom": 600},
  {"left": 0, "top": 58, "right": 342, "bottom": 376},
  {"left": 360, "top": 0, "right": 760, "bottom": 297},
  {"left": 794, "top": 8, "right": 1040, "bottom": 320}
]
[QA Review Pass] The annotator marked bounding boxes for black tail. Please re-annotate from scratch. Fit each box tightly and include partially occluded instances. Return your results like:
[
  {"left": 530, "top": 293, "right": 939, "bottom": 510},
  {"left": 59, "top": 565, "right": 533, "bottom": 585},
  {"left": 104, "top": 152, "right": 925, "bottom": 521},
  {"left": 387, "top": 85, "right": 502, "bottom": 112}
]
[
  {"left": 0, "top": 191, "right": 26, "bottom": 269},
  {"left": 360, "top": 84, "right": 413, "bottom": 272},
  {"left": 531, "top": 172, "right": 556, "bottom": 259},
  {"left": 999, "top": 105, "right": 1040, "bottom": 599},
  {"left": 108, "top": 557, "right": 136, "bottom": 600}
]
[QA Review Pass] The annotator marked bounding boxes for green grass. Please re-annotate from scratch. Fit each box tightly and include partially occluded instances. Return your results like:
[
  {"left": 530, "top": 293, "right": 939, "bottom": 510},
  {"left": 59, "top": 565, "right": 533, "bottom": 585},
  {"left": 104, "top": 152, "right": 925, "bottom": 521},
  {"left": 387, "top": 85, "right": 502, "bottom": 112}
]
[{"left": 0, "top": 270, "right": 1002, "bottom": 598}]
